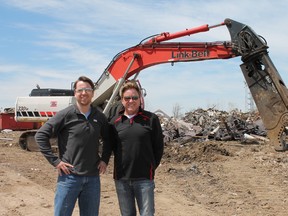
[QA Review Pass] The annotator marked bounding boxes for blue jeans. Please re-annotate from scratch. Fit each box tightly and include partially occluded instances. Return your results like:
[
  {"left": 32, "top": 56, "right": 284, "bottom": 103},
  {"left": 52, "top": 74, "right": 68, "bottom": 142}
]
[
  {"left": 115, "top": 179, "right": 155, "bottom": 216},
  {"left": 54, "top": 174, "right": 100, "bottom": 216}
]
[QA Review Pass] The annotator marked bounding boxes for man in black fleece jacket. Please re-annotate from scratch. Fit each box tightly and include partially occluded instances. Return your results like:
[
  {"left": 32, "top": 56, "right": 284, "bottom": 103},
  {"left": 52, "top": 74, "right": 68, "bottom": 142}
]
[{"left": 35, "top": 76, "right": 110, "bottom": 216}]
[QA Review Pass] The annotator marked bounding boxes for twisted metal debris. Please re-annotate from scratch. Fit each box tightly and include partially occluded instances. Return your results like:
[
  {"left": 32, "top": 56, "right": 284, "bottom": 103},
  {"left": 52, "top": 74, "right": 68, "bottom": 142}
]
[{"left": 157, "top": 108, "right": 268, "bottom": 145}]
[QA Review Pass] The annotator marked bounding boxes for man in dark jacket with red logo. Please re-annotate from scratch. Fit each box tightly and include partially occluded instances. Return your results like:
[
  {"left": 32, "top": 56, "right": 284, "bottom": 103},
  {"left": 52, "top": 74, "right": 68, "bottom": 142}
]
[{"left": 101, "top": 80, "right": 164, "bottom": 216}]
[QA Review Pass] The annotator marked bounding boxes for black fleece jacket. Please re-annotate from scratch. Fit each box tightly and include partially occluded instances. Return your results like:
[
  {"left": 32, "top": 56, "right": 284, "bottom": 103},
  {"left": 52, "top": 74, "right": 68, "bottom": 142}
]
[
  {"left": 102, "top": 108, "right": 164, "bottom": 180},
  {"left": 35, "top": 104, "right": 110, "bottom": 176}
]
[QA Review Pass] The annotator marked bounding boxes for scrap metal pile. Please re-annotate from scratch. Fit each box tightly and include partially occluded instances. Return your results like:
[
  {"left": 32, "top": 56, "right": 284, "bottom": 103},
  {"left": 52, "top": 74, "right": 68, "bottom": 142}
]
[{"left": 157, "top": 108, "right": 268, "bottom": 145}]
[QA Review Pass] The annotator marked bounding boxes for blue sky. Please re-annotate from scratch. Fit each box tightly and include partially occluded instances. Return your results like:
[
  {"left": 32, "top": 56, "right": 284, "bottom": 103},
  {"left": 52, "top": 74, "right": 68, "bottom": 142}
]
[{"left": 1, "top": 0, "right": 288, "bottom": 116}]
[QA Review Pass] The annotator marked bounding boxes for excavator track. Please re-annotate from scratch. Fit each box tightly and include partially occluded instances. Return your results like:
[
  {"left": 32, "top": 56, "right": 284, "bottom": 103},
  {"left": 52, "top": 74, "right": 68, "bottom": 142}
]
[
  {"left": 19, "top": 130, "right": 58, "bottom": 152},
  {"left": 18, "top": 130, "right": 39, "bottom": 151}
]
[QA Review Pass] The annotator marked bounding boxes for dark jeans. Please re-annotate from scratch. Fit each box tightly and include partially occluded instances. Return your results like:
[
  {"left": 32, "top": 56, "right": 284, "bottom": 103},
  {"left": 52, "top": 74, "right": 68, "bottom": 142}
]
[{"left": 115, "top": 179, "right": 155, "bottom": 216}]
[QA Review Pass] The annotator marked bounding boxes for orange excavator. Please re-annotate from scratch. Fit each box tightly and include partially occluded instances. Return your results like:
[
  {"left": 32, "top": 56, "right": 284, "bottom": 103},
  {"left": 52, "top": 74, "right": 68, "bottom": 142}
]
[{"left": 15, "top": 18, "right": 288, "bottom": 151}]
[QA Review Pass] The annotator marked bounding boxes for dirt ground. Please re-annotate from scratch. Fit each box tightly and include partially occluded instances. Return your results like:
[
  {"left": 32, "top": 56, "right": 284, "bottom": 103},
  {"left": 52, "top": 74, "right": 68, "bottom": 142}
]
[{"left": 1, "top": 130, "right": 288, "bottom": 216}]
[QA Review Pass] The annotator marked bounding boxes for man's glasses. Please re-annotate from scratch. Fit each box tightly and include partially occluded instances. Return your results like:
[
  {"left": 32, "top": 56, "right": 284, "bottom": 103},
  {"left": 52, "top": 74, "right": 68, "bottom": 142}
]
[
  {"left": 123, "top": 96, "right": 139, "bottom": 101},
  {"left": 75, "top": 88, "right": 94, "bottom": 93}
]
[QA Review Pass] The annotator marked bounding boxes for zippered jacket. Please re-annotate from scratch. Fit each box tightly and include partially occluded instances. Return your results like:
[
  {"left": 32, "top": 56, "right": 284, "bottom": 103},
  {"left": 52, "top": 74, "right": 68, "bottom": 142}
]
[
  {"left": 35, "top": 104, "right": 110, "bottom": 176},
  {"left": 102, "top": 108, "right": 164, "bottom": 180}
]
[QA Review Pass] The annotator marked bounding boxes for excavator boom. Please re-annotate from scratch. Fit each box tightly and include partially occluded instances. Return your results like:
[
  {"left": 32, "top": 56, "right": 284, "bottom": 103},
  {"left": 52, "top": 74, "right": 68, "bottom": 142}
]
[{"left": 92, "top": 21, "right": 238, "bottom": 113}]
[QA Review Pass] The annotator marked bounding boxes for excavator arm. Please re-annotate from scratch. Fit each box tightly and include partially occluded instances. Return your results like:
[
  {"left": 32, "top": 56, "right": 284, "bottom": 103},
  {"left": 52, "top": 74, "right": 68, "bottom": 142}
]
[
  {"left": 225, "top": 19, "right": 288, "bottom": 151},
  {"left": 92, "top": 21, "right": 238, "bottom": 114}
]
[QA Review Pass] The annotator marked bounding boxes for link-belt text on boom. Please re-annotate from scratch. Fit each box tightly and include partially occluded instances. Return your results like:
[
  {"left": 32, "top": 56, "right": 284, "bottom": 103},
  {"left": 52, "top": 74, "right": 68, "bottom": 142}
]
[{"left": 171, "top": 50, "right": 209, "bottom": 59}]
